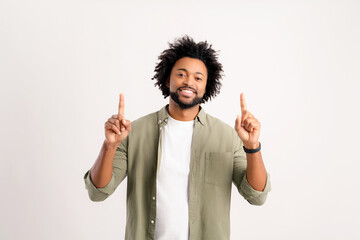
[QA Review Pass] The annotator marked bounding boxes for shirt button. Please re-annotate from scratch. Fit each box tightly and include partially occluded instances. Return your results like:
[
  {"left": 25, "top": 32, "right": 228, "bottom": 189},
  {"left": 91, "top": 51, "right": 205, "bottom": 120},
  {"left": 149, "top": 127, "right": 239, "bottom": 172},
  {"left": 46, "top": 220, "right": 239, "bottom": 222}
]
[
  {"left": 152, "top": 196, "right": 155, "bottom": 200},
  {"left": 151, "top": 220, "right": 155, "bottom": 224},
  {"left": 158, "top": 120, "right": 162, "bottom": 124}
]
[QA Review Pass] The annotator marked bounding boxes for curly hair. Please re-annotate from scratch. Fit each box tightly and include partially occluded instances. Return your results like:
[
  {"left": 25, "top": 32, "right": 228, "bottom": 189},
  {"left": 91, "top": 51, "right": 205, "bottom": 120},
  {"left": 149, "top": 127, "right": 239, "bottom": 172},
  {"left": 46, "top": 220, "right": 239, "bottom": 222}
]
[{"left": 152, "top": 35, "right": 224, "bottom": 103}]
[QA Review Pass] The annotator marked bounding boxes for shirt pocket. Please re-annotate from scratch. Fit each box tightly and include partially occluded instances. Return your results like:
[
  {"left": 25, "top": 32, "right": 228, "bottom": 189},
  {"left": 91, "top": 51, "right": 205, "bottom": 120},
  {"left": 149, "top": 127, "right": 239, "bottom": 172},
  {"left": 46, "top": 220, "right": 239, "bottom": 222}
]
[{"left": 204, "top": 152, "right": 233, "bottom": 186}]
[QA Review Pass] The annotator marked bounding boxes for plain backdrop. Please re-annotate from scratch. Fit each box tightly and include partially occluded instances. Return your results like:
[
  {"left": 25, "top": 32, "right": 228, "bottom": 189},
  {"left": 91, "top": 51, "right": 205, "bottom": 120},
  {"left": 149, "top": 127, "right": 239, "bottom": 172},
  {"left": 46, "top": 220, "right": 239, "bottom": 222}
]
[{"left": 1, "top": 0, "right": 360, "bottom": 239}]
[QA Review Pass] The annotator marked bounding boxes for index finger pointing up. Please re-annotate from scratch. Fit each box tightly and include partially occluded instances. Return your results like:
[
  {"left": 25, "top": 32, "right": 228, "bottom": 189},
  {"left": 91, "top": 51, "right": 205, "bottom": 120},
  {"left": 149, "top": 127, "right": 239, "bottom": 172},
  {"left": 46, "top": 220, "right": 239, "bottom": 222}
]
[
  {"left": 118, "top": 93, "right": 125, "bottom": 119},
  {"left": 240, "top": 93, "right": 247, "bottom": 113}
]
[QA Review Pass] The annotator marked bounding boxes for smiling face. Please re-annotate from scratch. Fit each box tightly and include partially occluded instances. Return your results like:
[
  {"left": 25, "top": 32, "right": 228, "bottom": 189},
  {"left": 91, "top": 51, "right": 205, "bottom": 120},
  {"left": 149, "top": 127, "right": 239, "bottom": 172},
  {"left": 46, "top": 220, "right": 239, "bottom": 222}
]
[{"left": 166, "top": 57, "right": 208, "bottom": 109}]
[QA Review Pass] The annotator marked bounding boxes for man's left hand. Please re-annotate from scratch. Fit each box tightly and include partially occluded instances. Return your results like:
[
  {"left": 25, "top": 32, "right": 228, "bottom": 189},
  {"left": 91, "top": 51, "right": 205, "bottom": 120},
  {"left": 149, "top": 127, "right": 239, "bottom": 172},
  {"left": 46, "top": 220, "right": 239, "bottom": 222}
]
[{"left": 234, "top": 93, "right": 261, "bottom": 149}]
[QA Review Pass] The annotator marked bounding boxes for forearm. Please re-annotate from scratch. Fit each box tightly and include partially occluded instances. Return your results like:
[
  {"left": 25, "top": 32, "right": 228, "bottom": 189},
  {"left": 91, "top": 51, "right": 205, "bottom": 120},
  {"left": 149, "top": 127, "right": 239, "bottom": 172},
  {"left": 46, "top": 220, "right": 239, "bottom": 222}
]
[
  {"left": 90, "top": 140, "right": 118, "bottom": 188},
  {"left": 244, "top": 143, "right": 267, "bottom": 191}
]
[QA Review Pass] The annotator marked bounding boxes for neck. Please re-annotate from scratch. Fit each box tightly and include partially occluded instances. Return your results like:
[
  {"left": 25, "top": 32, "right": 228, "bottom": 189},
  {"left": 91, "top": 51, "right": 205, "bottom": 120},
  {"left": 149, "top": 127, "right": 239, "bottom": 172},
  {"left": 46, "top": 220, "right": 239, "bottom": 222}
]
[{"left": 168, "top": 100, "right": 200, "bottom": 121}]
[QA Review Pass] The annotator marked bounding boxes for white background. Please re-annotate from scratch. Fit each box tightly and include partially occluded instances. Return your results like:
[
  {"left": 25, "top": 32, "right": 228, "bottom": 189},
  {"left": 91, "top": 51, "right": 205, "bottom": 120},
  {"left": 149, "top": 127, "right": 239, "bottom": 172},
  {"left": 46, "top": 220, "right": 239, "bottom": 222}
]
[{"left": 1, "top": 0, "right": 360, "bottom": 239}]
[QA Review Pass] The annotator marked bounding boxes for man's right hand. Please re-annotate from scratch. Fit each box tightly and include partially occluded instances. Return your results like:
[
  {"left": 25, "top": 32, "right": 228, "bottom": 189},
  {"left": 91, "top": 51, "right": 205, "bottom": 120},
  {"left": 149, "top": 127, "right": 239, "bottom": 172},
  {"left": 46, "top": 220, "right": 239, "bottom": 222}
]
[{"left": 104, "top": 93, "right": 132, "bottom": 147}]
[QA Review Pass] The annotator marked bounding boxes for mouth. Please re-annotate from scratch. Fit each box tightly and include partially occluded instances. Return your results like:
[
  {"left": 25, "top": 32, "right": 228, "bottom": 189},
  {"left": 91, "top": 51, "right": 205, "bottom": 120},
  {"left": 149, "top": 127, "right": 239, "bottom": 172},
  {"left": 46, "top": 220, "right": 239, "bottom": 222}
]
[{"left": 178, "top": 87, "right": 196, "bottom": 97}]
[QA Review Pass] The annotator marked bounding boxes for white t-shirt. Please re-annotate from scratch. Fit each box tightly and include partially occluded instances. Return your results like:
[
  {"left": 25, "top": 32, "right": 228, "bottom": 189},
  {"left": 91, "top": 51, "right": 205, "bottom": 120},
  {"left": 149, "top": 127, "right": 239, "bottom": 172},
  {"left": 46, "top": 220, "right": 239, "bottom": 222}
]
[{"left": 154, "top": 114, "right": 194, "bottom": 240}]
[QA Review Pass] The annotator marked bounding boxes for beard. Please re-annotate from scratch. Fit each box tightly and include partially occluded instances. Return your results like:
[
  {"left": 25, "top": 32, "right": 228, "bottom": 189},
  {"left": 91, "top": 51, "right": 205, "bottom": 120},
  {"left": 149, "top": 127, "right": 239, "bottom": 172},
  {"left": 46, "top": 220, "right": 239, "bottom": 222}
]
[{"left": 169, "top": 89, "right": 203, "bottom": 109}]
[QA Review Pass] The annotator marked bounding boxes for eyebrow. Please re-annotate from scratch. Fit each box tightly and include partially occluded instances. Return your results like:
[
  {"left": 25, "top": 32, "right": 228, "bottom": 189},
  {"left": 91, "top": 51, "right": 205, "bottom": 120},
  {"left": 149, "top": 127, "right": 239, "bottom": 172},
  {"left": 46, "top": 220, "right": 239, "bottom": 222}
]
[{"left": 176, "top": 68, "right": 204, "bottom": 76}]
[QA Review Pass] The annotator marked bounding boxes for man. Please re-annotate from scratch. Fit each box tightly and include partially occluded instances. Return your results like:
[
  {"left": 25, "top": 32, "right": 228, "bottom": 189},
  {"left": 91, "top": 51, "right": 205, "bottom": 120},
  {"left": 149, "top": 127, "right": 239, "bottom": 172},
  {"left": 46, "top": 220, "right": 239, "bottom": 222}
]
[{"left": 84, "top": 36, "right": 271, "bottom": 240}]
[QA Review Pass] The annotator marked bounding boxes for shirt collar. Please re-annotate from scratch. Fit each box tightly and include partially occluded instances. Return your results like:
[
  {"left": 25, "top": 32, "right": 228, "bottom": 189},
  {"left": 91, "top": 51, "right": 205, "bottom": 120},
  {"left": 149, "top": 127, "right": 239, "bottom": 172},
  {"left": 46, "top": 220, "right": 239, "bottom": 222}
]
[{"left": 157, "top": 104, "right": 206, "bottom": 126}]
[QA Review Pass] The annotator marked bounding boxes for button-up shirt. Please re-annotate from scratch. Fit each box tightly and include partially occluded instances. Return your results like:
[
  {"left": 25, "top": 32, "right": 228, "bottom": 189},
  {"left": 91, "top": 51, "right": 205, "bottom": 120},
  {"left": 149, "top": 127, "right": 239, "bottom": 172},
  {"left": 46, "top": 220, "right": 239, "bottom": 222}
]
[{"left": 84, "top": 105, "right": 271, "bottom": 240}]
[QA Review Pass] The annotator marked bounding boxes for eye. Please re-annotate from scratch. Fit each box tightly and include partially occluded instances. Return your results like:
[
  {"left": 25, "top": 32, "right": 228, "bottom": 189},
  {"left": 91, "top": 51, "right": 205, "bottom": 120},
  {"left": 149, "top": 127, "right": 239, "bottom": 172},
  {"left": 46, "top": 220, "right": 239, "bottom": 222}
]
[
  {"left": 196, "top": 77, "right": 202, "bottom": 81},
  {"left": 177, "top": 73, "right": 185, "bottom": 77}
]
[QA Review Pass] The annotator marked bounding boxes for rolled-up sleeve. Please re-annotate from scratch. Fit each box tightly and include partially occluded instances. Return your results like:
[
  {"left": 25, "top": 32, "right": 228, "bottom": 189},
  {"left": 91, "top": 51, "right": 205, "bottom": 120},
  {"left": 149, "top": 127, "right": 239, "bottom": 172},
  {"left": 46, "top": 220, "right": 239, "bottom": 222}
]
[
  {"left": 84, "top": 140, "right": 128, "bottom": 202},
  {"left": 232, "top": 132, "right": 271, "bottom": 206},
  {"left": 239, "top": 171, "right": 271, "bottom": 205}
]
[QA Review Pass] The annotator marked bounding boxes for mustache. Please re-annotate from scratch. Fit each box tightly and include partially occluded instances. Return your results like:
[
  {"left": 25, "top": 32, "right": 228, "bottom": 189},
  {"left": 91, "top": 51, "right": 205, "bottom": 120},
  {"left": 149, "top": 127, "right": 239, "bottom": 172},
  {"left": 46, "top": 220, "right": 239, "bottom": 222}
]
[{"left": 178, "top": 86, "right": 197, "bottom": 93}]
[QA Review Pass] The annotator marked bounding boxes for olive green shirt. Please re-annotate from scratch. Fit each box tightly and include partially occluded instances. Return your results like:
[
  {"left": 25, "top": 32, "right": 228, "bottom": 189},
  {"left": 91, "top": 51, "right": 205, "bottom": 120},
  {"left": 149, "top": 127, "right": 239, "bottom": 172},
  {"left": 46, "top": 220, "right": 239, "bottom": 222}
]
[{"left": 84, "top": 105, "right": 271, "bottom": 240}]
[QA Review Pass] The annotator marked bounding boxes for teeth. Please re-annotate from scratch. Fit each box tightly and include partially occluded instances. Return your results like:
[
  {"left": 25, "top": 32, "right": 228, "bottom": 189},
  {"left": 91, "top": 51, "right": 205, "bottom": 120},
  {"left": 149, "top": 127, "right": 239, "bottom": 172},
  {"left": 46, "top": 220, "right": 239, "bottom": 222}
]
[{"left": 182, "top": 90, "right": 193, "bottom": 93}]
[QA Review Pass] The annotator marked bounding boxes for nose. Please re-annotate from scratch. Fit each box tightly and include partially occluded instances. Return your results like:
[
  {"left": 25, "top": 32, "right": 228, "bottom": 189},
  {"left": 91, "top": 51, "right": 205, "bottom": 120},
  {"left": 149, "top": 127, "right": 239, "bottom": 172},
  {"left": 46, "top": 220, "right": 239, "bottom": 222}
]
[{"left": 183, "top": 75, "right": 196, "bottom": 86}]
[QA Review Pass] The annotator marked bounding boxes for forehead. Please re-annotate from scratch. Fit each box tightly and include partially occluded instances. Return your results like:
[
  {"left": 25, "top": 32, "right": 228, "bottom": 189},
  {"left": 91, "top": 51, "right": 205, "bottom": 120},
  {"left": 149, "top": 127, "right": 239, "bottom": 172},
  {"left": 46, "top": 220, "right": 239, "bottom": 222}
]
[{"left": 172, "top": 57, "right": 207, "bottom": 75}]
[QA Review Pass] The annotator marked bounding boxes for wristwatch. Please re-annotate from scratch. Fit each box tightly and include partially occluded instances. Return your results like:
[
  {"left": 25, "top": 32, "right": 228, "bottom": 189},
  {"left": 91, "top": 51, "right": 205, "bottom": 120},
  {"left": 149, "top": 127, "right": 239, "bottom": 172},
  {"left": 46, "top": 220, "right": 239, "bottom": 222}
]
[{"left": 243, "top": 142, "right": 261, "bottom": 154}]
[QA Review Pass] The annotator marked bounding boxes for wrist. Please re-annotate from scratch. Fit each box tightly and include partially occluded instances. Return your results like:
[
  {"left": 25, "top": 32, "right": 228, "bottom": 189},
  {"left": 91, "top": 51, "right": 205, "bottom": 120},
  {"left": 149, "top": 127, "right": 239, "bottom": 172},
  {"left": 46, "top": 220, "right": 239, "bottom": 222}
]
[
  {"left": 104, "top": 140, "right": 119, "bottom": 150},
  {"left": 243, "top": 141, "right": 259, "bottom": 149},
  {"left": 243, "top": 141, "right": 261, "bottom": 154}
]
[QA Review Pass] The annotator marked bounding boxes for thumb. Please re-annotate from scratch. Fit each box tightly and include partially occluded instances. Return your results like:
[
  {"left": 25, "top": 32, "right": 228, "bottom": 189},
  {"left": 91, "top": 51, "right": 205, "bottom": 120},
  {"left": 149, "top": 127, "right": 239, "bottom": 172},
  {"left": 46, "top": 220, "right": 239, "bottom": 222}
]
[{"left": 123, "top": 120, "right": 132, "bottom": 131}]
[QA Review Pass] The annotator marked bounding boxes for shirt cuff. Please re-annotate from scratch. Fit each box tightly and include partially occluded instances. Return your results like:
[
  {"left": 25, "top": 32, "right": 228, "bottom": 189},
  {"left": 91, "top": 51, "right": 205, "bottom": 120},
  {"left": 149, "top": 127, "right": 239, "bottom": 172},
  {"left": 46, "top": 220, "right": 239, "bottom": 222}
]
[
  {"left": 83, "top": 169, "right": 115, "bottom": 201},
  {"left": 239, "top": 171, "right": 271, "bottom": 205}
]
